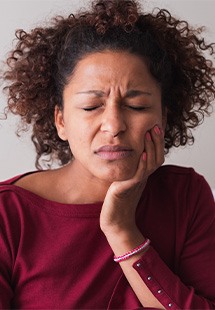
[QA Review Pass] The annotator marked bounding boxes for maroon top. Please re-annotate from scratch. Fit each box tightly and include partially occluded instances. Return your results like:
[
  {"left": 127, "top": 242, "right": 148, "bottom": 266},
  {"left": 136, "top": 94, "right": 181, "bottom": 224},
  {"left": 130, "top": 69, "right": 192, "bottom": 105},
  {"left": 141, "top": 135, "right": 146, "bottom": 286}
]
[{"left": 0, "top": 165, "right": 215, "bottom": 309}]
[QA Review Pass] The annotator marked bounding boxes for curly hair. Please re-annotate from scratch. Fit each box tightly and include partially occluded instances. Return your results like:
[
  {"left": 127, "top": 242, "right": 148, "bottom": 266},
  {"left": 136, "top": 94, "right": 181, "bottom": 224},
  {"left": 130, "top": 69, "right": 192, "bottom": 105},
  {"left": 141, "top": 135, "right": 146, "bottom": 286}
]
[{"left": 2, "top": 0, "right": 215, "bottom": 169}]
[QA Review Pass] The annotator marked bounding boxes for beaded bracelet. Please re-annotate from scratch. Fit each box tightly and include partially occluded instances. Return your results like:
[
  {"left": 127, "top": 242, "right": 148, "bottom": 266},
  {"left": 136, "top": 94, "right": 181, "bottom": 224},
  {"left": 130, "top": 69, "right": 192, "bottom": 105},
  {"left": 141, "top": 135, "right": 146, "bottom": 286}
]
[{"left": 113, "top": 238, "right": 151, "bottom": 263}]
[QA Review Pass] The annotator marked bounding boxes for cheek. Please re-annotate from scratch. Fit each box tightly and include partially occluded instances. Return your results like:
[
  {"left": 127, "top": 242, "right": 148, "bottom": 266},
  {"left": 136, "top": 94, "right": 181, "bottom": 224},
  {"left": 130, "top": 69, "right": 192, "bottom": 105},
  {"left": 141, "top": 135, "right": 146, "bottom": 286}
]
[
  {"left": 145, "top": 112, "right": 163, "bottom": 130},
  {"left": 132, "top": 118, "right": 157, "bottom": 137},
  {"left": 67, "top": 128, "right": 91, "bottom": 155},
  {"left": 64, "top": 115, "right": 86, "bottom": 139},
  {"left": 131, "top": 116, "right": 161, "bottom": 147}
]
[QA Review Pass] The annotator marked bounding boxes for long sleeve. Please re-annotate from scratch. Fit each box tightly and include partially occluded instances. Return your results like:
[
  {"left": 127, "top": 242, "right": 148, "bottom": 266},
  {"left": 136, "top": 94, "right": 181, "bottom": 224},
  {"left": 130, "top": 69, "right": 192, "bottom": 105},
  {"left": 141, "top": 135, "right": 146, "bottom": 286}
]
[
  {"left": 132, "top": 168, "right": 215, "bottom": 309},
  {"left": 133, "top": 246, "right": 215, "bottom": 309},
  {"left": 0, "top": 190, "right": 16, "bottom": 309},
  {"left": 0, "top": 237, "right": 13, "bottom": 309},
  {"left": 1, "top": 167, "right": 215, "bottom": 309}
]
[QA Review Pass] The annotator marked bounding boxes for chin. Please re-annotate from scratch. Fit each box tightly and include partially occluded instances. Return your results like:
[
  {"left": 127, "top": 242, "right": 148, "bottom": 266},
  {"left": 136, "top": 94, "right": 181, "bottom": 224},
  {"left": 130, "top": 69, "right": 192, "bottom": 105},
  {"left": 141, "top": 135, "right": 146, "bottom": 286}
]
[{"left": 97, "top": 165, "right": 137, "bottom": 183}]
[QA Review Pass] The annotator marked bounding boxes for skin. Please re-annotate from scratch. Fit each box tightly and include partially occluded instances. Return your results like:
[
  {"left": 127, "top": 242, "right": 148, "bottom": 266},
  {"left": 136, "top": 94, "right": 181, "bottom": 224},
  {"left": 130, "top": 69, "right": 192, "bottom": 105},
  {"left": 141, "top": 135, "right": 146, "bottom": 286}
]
[
  {"left": 17, "top": 50, "right": 165, "bottom": 308},
  {"left": 55, "top": 50, "right": 165, "bottom": 308},
  {"left": 55, "top": 50, "right": 165, "bottom": 199}
]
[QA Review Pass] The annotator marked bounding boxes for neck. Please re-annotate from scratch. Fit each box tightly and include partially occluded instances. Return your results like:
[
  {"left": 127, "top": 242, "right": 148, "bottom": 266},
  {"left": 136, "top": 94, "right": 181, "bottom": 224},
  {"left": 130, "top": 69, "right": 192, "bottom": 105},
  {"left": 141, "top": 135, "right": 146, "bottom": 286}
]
[{"left": 55, "top": 161, "right": 111, "bottom": 204}]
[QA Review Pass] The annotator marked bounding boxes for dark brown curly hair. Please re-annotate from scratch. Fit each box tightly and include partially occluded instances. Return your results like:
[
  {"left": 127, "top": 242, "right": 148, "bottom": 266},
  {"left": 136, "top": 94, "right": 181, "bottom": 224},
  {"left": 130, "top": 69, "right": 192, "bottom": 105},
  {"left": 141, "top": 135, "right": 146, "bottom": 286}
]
[{"left": 2, "top": 0, "right": 215, "bottom": 169}]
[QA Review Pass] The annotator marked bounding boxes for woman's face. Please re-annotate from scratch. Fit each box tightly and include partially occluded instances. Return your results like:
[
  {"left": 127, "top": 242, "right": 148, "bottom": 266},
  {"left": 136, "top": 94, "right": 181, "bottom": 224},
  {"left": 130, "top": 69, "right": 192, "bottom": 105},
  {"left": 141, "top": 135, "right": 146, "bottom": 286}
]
[{"left": 55, "top": 51, "right": 165, "bottom": 184}]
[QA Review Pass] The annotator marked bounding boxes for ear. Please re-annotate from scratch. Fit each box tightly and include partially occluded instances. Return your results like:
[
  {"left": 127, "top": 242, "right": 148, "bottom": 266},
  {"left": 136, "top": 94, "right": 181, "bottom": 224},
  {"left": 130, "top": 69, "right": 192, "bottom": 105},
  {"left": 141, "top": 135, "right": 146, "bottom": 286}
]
[{"left": 55, "top": 105, "right": 67, "bottom": 141}]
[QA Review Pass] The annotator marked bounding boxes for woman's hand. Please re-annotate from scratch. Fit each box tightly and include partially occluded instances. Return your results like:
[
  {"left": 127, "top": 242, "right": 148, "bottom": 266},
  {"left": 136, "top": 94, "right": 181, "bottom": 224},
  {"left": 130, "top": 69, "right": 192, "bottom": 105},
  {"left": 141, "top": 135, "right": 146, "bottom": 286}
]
[
  {"left": 100, "top": 125, "right": 165, "bottom": 309},
  {"left": 100, "top": 125, "right": 164, "bottom": 240}
]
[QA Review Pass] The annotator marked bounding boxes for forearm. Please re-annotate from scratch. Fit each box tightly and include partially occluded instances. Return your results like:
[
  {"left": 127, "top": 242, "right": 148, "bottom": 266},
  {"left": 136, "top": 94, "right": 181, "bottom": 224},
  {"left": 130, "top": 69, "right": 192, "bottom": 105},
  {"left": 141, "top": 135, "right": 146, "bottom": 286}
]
[
  {"left": 105, "top": 228, "right": 215, "bottom": 310},
  {"left": 105, "top": 229, "right": 164, "bottom": 309}
]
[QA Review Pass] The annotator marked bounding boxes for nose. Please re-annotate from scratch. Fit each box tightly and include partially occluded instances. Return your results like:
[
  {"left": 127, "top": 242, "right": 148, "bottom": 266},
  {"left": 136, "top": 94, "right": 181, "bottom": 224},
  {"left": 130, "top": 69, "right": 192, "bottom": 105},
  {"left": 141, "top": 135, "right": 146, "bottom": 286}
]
[{"left": 100, "top": 105, "right": 127, "bottom": 137}]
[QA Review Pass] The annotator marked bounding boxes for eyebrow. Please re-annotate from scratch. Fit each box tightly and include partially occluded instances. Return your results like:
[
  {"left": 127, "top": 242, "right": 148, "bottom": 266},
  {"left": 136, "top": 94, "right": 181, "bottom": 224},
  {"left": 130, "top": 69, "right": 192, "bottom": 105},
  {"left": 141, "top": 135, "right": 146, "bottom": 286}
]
[
  {"left": 125, "top": 90, "right": 152, "bottom": 98},
  {"left": 76, "top": 90, "right": 105, "bottom": 97},
  {"left": 75, "top": 89, "right": 152, "bottom": 97}
]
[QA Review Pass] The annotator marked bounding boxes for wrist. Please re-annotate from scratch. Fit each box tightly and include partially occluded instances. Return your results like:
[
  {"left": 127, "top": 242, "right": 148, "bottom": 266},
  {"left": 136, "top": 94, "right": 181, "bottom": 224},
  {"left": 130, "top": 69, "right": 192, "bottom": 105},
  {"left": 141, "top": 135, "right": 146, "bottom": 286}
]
[
  {"left": 100, "top": 219, "right": 138, "bottom": 236},
  {"left": 104, "top": 228, "right": 146, "bottom": 257},
  {"left": 114, "top": 239, "right": 151, "bottom": 263}
]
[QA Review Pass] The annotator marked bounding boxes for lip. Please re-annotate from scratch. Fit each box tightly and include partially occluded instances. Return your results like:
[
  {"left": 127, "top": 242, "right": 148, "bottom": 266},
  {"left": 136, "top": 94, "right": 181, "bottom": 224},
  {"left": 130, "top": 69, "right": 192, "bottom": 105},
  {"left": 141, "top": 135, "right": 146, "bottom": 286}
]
[{"left": 95, "top": 145, "right": 133, "bottom": 160}]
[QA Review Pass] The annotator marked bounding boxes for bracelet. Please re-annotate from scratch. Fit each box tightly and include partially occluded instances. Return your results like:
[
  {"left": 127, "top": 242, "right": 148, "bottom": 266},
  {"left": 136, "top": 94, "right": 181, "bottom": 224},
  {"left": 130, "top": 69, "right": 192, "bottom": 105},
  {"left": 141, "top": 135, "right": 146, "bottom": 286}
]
[{"left": 113, "top": 238, "right": 151, "bottom": 263}]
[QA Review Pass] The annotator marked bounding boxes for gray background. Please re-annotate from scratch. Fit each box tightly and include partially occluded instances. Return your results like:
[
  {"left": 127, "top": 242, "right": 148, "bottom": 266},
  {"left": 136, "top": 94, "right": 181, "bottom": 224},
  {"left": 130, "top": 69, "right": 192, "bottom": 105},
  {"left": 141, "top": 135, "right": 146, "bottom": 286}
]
[{"left": 0, "top": 0, "right": 214, "bottom": 194}]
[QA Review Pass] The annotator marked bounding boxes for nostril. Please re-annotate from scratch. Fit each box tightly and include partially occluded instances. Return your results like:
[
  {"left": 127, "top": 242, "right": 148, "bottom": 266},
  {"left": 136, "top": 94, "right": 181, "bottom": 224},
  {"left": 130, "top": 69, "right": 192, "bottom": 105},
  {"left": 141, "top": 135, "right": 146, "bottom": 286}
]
[{"left": 100, "top": 113, "right": 127, "bottom": 136}]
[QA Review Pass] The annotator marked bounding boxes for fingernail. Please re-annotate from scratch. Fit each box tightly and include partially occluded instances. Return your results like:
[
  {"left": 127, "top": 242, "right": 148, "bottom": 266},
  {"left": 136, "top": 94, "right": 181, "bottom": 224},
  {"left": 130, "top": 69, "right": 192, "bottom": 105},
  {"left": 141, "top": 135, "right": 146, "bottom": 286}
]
[
  {"left": 146, "top": 132, "right": 151, "bottom": 141},
  {"left": 154, "top": 125, "right": 161, "bottom": 135},
  {"left": 143, "top": 152, "right": 147, "bottom": 161}
]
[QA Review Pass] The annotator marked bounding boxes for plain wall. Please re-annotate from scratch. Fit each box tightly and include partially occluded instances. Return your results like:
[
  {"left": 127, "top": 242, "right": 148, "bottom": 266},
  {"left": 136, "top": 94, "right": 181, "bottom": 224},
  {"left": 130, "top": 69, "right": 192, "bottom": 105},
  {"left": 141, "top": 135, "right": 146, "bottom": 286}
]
[{"left": 0, "top": 0, "right": 215, "bottom": 192}]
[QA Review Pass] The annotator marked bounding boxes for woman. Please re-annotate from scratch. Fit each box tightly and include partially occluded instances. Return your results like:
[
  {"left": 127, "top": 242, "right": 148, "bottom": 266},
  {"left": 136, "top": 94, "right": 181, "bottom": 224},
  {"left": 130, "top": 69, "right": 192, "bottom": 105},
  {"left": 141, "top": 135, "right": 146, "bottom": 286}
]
[{"left": 0, "top": 0, "right": 215, "bottom": 308}]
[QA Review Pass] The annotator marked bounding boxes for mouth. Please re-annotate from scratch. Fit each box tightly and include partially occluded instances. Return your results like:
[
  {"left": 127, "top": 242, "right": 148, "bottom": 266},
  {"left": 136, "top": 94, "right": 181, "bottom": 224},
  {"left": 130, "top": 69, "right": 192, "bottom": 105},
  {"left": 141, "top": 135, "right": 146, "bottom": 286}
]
[{"left": 94, "top": 145, "right": 133, "bottom": 160}]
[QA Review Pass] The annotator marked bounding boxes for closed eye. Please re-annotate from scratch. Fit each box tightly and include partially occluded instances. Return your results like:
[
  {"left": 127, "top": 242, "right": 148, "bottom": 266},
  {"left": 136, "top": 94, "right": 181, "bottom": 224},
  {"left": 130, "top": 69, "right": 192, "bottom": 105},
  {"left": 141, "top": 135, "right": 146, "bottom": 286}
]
[
  {"left": 83, "top": 106, "right": 100, "bottom": 111},
  {"left": 82, "top": 105, "right": 149, "bottom": 111},
  {"left": 128, "top": 106, "right": 148, "bottom": 111}
]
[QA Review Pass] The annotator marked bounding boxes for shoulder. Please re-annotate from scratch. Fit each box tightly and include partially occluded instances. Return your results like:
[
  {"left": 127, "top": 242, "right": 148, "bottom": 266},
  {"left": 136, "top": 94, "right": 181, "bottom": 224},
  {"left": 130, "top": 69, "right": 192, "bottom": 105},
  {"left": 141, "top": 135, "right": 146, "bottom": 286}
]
[
  {"left": 148, "top": 164, "right": 196, "bottom": 188},
  {"left": 151, "top": 164, "right": 206, "bottom": 185},
  {"left": 0, "top": 171, "right": 38, "bottom": 195},
  {"left": 148, "top": 164, "right": 214, "bottom": 203},
  {"left": 0, "top": 168, "right": 67, "bottom": 205},
  {"left": 0, "top": 171, "right": 39, "bottom": 186},
  {"left": 153, "top": 164, "right": 197, "bottom": 177},
  {"left": 0, "top": 171, "right": 56, "bottom": 233},
  {"left": 0, "top": 171, "right": 49, "bottom": 213},
  {"left": 0, "top": 172, "right": 35, "bottom": 212},
  {"left": 152, "top": 165, "right": 214, "bottom": 213},
  {"left": 143, "top": 165, "right": 215, "bottom": 228}
]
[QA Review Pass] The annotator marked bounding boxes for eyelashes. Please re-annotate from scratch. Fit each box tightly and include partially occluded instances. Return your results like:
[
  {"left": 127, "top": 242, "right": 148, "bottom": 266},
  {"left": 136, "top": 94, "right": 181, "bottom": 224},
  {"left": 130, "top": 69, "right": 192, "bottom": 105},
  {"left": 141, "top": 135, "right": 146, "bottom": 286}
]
[
  {"left": 82, "top": 105, "right": 150, "bottom": 112},
  {"left": 83, "top": 106, "right": 99, "bottom": 111},
  {"left": 128, "top": 106, "right": 148, "bottom": 111}
]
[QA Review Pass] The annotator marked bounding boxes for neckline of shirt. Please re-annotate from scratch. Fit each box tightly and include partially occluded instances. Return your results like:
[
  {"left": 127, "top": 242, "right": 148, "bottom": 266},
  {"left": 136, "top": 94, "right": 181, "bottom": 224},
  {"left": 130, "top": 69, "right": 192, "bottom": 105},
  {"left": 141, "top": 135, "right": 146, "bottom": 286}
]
[{"left": 1, "top": 172, "right": 103, "bottom": 217}]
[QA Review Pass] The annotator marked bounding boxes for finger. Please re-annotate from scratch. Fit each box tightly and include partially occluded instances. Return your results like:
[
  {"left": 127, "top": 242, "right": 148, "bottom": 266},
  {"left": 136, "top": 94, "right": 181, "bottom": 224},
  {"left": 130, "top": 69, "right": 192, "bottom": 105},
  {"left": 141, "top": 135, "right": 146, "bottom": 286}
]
[
  {"left": 150, "top": 125, "right": 165, "bottom": 166},
  {"left": 132, "top": 151, "right": 147, "bottom": 182},
  {"left": 109, "top": 151, "right": 147, "bottom": 197},
  {"left": 144, "top": 131, "right": 156, "bottom": 174}
]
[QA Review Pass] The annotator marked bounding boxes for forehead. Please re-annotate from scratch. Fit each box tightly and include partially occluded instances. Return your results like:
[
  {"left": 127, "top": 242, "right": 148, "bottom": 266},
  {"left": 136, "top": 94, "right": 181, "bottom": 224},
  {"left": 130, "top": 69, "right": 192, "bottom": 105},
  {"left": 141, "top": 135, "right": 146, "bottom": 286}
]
[{"left": 67, "top": 50, "right": 159, "bottom": 90}]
